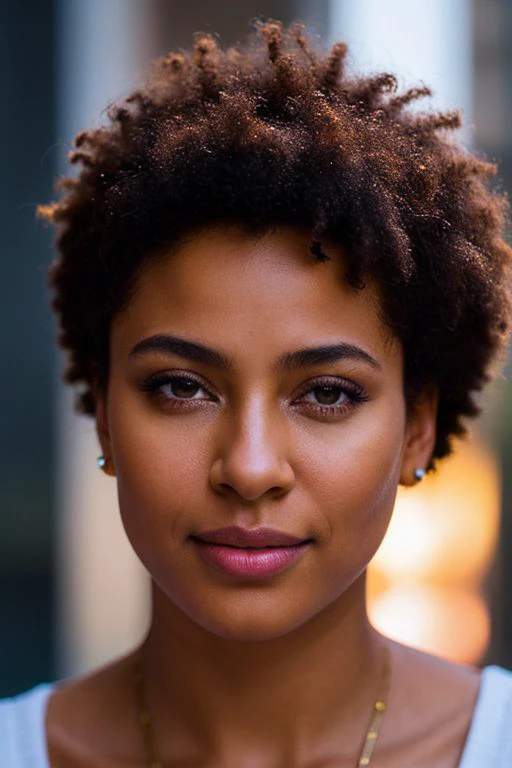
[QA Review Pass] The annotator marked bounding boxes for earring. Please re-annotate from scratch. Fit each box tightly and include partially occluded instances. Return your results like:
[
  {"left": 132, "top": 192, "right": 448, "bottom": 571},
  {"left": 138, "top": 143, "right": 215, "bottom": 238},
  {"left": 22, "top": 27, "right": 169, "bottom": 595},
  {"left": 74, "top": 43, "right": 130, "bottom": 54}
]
[
  {"left": 97, "top": 455, "right": 115, "bottom": 476},
  {"left": 414, "top": 467, "right": 426, "bottom": 482}
]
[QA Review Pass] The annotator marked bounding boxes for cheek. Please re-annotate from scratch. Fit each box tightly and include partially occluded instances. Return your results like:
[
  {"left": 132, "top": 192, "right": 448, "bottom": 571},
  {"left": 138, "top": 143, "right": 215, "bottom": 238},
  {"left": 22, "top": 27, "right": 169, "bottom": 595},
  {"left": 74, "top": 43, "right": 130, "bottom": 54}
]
[
  {"left": 298, "top": 403, "right": 406, "bottom": 574},
  {"left": 109, "top": 401, "right": 215, "bottom": 557}
]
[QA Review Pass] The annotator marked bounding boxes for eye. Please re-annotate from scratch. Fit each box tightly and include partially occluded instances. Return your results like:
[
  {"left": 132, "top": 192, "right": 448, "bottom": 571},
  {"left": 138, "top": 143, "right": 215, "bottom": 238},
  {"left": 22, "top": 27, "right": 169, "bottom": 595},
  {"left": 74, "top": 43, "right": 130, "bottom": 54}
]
[
  {"left": 303, "top": 384, "right": 349, "bottom": 407},
  {"left": 161, "top": 376, "right": 206, "bottom": 400},
  {"left": 138, "top": 372, "right": 216, "bottom": 405},
  {"left": 293, "top": 377, "right": 369, "bottom": 418}
]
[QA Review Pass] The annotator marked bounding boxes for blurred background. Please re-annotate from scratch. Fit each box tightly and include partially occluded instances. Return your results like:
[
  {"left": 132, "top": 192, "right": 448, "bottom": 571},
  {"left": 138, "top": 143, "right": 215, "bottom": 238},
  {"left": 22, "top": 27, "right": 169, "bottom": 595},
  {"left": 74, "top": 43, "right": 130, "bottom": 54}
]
[{"left": 1, "top": 0, "right": 511, "bottom": 695}]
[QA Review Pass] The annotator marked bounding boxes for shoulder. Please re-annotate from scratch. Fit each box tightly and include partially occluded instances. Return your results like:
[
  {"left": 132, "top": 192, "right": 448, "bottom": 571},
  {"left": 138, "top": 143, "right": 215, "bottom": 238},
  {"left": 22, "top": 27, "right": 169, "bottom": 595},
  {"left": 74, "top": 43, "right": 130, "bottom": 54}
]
[
  {"left": 383, "top": 641, "right": 481, "bottom": 766},
  {"left": 389, "top": 640, "right": 482, "bottom": 720},
  {"left": 386, "top": 641, "right": 512, "bottom": 767},
  {"left": 45, "top": 651, "right": 142, "bottom": 765},
  {"left": 0, "top": 684, "right": 54, "bottom": 766}
]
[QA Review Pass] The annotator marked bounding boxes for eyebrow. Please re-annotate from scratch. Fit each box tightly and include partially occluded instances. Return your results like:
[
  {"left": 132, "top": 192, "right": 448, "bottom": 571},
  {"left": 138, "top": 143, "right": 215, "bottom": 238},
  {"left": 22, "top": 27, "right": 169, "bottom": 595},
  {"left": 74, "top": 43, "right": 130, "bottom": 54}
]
[
  {"left": 129, "top": 335, "right": 381, "bottom": 372},
  {"left": 277, "top": 344, "right": 381, "bottom": 371},
  {"left": 129, "top": 335, "right": 232, "bottom": 370}
]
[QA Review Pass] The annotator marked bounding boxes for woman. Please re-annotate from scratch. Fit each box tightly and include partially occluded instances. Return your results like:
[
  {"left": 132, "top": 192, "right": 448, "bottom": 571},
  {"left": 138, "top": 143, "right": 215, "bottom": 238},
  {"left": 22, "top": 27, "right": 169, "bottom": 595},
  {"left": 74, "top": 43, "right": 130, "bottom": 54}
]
[{"left": 2, "top": 20, "right": 511, "bottom": 767}]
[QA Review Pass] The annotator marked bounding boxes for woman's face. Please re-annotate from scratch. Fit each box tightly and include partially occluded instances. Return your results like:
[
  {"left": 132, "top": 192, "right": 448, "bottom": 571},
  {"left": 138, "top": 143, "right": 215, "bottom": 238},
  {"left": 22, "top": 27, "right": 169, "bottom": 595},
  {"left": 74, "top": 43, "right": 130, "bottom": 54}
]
[{"left": 97, "top": 227, "right": 436, "bottom": 640}]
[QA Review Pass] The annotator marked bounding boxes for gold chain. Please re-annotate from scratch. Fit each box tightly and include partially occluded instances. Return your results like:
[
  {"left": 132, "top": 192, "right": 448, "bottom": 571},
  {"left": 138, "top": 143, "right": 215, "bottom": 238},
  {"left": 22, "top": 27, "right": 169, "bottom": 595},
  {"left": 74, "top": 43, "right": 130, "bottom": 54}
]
[
  {"left": 134, "top": 645, "right": 391, "bottom": 768},
  {"left": 356, "top": 645, "right": 391, "bottom": 767}
]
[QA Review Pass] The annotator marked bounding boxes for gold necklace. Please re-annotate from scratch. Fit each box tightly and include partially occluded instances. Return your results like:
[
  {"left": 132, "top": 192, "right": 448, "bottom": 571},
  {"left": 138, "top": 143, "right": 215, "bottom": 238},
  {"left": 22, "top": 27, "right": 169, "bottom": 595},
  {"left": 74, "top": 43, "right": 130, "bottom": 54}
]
[{"left": 134, "top": 645, "right": 391, "bottom": 768}]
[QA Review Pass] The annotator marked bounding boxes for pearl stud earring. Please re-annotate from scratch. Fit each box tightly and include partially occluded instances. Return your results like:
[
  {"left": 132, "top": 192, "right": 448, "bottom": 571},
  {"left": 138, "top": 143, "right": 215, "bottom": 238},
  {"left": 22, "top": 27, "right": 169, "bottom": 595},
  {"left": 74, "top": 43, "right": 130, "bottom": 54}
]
[
  {"left": 414, "top": 467, "right": 426, "bottom": 482},
  {"left": 97, "top": 455, "right": 116, "bottom": 476}
]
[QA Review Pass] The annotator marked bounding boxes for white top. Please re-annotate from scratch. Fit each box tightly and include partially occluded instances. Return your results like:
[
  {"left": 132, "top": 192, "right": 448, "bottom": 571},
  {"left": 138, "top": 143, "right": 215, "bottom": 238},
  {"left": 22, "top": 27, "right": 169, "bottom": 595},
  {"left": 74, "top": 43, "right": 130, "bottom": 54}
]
[{"left": 1, "top": 665, "right": 511, "bottom": 766}]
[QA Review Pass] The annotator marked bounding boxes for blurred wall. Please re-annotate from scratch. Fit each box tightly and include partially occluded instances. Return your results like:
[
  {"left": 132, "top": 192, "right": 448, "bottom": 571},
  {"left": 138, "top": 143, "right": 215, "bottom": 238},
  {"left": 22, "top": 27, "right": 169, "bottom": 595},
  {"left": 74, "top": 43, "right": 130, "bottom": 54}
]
[{"left": 0, "top": 0, "right": 57, "bottom": 696}]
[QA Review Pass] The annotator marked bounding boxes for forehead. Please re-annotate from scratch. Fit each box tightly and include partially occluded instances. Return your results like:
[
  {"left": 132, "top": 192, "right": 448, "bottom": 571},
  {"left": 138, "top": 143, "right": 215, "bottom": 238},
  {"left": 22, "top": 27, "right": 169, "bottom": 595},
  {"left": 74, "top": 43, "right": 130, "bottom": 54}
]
[{"left": 113, "top": 226, "right": 399, "bottom": 364}]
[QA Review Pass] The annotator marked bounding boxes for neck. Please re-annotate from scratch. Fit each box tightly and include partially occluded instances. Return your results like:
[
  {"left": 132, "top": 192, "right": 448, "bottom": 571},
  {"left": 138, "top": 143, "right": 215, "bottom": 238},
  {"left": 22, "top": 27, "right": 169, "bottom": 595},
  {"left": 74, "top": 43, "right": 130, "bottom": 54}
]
[{"left": 139, "top": 573, "right": 386, "bottom": 762}]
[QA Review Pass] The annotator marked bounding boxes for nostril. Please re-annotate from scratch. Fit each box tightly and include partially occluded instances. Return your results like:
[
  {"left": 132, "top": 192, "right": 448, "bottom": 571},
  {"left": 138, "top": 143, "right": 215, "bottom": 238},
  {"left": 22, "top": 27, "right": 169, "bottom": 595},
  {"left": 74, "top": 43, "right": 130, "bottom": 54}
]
[{"left": 208, "top": 450, "right": 296, "bottom": 502}]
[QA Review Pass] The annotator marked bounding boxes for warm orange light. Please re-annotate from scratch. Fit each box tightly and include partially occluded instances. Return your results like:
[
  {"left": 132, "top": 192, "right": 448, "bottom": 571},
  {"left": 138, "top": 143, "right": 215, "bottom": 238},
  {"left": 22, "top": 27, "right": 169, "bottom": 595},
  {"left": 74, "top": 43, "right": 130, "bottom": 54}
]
[
  {"left": 371, "top": 440, "right": 500, "bottom": 585},
  {"left": 368, "top": 438, "right": 500, "bottom": 663},
  {"left": 370, "top": 585, "right": 490, "bottom": 664}
]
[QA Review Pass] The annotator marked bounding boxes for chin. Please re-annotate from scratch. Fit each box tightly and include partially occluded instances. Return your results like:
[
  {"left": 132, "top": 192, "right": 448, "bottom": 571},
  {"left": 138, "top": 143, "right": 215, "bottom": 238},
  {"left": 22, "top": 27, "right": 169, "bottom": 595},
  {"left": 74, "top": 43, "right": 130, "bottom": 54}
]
[
  {"left": 160, "top": 585, "right": 307, "bottom": 642},
  {"left": 194, "top": 613, "right": 309, "bottom": 642},
  {"left": 175, "top": 587, "right": 337, "bottom": 643}
]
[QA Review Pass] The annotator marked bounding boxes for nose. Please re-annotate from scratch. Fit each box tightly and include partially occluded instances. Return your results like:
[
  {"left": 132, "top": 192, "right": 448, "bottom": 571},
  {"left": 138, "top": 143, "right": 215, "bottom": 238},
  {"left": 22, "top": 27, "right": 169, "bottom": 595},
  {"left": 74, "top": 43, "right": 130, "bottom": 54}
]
[{"left": 209, "top": 402, "right": 295, "bottom": 502}]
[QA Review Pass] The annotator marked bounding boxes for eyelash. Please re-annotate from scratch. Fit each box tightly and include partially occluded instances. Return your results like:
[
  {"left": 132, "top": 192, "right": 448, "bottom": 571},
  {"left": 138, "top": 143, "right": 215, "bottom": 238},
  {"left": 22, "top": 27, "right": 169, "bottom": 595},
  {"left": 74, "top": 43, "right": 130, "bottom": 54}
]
[
  {"left": 138, "top": 371, "right": 369, "bottom": 418},
  {"left": 293, "top": 376, "right": 369, "bottom": 418},
  {"left": 138, "top": 372, "right": 216, "bottom": 410}
]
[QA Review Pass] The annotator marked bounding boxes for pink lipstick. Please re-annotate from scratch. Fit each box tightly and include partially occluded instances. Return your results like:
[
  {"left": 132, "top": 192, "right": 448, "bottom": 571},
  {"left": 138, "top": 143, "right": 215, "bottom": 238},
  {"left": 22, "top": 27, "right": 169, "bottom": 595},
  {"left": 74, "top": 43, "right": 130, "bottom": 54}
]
[{"left": 191, "top": 526, "right": 311, "bottom": 579}]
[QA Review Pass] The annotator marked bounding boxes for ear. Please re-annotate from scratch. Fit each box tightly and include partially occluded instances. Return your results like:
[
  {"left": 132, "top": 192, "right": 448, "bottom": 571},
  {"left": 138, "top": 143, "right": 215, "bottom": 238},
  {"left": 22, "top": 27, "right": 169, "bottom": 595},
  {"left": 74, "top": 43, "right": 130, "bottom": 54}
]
[
  {"left": 94, "top": 387, "right": 117, "bottom": 478},
  {"left": 399, "top": 385, "right": 438, "bottom": 487}
]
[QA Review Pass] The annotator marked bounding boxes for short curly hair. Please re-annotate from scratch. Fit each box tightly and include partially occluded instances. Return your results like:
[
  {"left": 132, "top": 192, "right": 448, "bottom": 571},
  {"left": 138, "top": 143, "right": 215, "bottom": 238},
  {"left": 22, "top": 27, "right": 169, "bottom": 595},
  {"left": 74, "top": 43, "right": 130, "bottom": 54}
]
[{"left": 40, "top": 20, "right": 512, "bottom": 465}]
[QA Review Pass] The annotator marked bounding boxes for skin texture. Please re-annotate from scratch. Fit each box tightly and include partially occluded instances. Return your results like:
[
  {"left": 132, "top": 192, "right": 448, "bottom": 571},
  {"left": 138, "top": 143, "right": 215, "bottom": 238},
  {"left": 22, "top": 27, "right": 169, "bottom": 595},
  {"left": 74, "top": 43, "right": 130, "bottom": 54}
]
[{"left": 46, "top": 227, "right": 480, "bottom": 767}]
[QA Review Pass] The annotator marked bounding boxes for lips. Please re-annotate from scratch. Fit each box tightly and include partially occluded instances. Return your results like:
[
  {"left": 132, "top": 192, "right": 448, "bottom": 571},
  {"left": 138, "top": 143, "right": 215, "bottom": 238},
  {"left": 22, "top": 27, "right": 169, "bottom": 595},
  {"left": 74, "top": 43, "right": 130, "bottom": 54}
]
[
  {"left": 190, "top": 526, "right": 312, "bottom": 579},
  {"left": 192, "top": 526, "right": 309, "bottom": 548}
]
